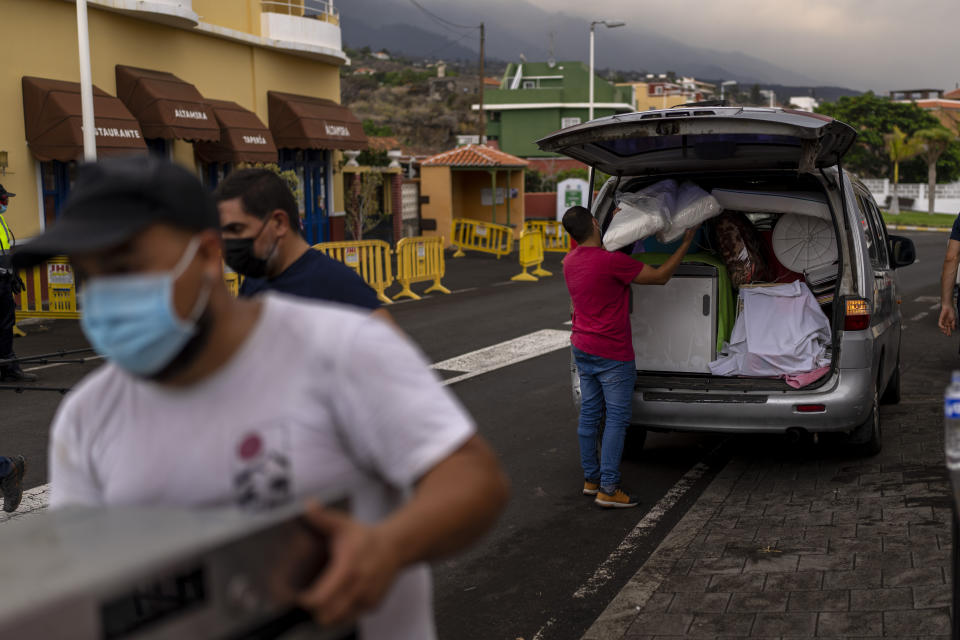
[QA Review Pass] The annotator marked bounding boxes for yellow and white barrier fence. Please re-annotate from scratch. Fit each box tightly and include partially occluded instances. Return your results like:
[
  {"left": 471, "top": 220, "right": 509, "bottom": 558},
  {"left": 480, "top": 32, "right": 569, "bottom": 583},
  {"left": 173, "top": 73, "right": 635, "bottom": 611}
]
[
  {"left": 313, "top": 239, "right": 394, "bottom": 304},
  {"left": 14, "top": 257, "right": 80, "bottom": 320},
  {"left": 394, "top": 236, "right": 451, "bottom": 301},
  {"left": 451, "top": 218, "right": 513, "bottom": 259},
  {"left": 523, "top": 219, "right": 570, "bottom": 253},
  {"left": 511, "top": 231, "right": 552, "bottom": 282}
]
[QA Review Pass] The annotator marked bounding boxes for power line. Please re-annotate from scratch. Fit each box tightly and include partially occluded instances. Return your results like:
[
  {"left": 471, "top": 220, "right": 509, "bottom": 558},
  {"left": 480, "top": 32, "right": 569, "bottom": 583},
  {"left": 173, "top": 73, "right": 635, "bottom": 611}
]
[{"left": 407, "top": 0, "right": 479, "bottom": 31}]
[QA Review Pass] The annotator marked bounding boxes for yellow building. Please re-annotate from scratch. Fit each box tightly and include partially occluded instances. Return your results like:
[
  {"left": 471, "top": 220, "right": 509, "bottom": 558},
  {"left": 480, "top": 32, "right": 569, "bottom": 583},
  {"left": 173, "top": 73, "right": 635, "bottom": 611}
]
[
  {"left": 420, "top": 145, "right": 527, "bottom": 245},
  {"left": 2, "top": 0, "right": 367, "bottom": 244},
  {"left": 617, "top": 81, "right": 688, "bottom": 111}
]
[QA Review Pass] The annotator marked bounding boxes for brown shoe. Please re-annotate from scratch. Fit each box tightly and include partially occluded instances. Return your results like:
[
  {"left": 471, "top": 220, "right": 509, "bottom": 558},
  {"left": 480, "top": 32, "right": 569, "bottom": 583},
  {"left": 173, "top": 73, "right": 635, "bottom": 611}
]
[
  {"left": 583, "top": 480, "right": 600, "bottom": 496},
  {"left": 1, "top": 455, "right": 26, "bottom": 513},
  {"left": 595, "top": 488, "right": 639, "bottom": 508}
]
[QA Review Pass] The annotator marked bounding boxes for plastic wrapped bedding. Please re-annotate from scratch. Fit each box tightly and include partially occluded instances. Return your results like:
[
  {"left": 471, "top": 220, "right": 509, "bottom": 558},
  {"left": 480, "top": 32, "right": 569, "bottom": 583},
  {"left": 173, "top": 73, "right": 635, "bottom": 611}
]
[
  {"left": 657, "top": 181, "right": 722, "bottom": 244},
  {"left": 709, "top": 281, "right": 831, "bottom": 378},
  {"left": 602, "top": 180, "right": 675, "bottom": 251}
]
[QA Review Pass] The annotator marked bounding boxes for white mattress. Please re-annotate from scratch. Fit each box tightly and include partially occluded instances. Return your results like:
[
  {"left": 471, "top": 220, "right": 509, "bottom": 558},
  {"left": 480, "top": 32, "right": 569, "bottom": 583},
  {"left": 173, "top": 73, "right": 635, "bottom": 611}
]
[{"left": 711, "top": 189, "right": 832, "bottom": 221}]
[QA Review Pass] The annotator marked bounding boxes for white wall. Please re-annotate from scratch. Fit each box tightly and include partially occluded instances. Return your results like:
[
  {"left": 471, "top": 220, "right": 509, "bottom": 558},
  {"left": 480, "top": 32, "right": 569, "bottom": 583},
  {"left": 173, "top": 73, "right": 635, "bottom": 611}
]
[{"left": 861, "top": 178, "right": 960, "bottom": 214}]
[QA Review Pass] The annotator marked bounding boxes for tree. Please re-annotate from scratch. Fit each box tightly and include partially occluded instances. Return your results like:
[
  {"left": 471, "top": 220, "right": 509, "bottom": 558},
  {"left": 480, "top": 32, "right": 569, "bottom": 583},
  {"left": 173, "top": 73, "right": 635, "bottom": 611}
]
[
  {"left": 815, "top": 93, "right": 960, "bottom": 182},
  {"left": 749, "top": 84, "right": 762, "bottom": 106},
  {"left": 883, "top": 126, "right": 924, "bottom": 214},
  {"left": 345, "top": 172, "right": 385, "bottom": 240},
  {"left": 913, "top": 127, "right": 956, "bottom": 214}
]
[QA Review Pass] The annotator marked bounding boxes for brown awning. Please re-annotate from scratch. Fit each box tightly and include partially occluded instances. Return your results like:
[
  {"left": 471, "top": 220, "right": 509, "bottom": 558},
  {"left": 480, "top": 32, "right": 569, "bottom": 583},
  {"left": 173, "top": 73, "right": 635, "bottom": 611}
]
[
  {"left": 115, "top": 65, "right": 219, "bottom": 141},
  {"left": 195, "top": 99, "right": 278, "bottom": 164},
  {"left": 21, "top": 76, "right": 148, "bottom": 162},
  {"left": 267, "top": 91, "right": 368, "bottom": 150}
]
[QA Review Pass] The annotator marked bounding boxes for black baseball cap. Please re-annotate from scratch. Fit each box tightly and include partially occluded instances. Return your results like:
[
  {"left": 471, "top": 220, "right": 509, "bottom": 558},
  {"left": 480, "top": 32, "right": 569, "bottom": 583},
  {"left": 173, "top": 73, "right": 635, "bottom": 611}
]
[
  {"left": 0, "top": 185, "right": 15, "bottom": 198},
  {"left": 13, "top": 155, "right": 218, "bottom": 268}
]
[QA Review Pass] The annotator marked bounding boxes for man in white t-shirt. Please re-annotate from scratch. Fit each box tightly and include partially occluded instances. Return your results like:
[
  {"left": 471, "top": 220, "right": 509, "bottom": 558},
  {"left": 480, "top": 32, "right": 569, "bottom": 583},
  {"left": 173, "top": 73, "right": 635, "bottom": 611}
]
[{"left": 13, "top": 156, "right": 509, "bottom": 639}]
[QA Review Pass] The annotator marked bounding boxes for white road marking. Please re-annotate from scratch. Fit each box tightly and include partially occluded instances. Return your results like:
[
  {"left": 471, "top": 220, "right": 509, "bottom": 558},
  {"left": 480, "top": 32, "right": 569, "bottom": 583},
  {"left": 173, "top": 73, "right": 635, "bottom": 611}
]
[
  {"left": 433, "top": 329, "right": 570, "bottom": 373},
  {"left": 571, "top": 462, "right": 710, "bottom": 600},
  {"left": 910, "top": 312, "right": 929, "bottom": 322},
  {"left": 0, "top": 484, "right": 50, "bottom": 524},
  {"left": 563, "top": 320, "right": 572, "bottom": 326},
  {"left": 916, "top": 296, "right": 940, "bottom": 303},
  {"left": 24, "top": 355, "right": 104, "bottom": 372},
  {"left": 490, "top": 281, "right": 517, "bottom": 287},
  {"left": 929, "top": 303, "right": 941, "bottom": 311},
  {"left": 437, "top": 329, "right": 572, "bottom": 386}
]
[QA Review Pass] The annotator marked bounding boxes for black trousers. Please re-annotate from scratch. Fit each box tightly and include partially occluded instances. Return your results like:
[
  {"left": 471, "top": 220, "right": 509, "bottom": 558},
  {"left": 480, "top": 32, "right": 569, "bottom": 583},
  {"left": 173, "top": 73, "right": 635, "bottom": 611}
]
[{"left": 0, "top": 277, "right": 15, "bottom": 361}]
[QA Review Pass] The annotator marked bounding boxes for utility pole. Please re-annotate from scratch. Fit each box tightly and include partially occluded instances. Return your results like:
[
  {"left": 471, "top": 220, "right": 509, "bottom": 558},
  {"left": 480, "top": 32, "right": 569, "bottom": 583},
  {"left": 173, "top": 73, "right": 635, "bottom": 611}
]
[
  {"left": 76, "top": 0, "right": 96, "bottom": 161},
  {"left": 478, "top": 22, "right": 485, "bottom": 142}
]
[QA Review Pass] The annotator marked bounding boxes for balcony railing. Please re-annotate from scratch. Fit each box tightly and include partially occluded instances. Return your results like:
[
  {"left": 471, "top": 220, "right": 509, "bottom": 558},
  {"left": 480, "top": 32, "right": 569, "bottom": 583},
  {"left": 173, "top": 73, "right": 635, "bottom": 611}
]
[{"left": 261, "top": 0, "right": 340, "bottom": 26}]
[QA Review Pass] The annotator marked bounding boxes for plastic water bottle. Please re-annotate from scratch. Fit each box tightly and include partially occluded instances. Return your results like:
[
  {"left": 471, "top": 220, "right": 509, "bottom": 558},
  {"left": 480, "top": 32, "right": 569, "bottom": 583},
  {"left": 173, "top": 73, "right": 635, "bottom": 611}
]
[{"left": 945, "top": 371, "right": 960, "bottom": 471}]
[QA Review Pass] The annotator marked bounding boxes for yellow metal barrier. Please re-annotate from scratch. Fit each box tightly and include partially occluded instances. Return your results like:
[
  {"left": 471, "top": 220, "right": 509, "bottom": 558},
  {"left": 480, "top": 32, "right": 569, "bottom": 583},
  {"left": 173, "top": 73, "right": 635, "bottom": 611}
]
[
  {"left": 523, "top": 219, "right": 570, "bottom": 253},
  {"left": 224, "top": 271, "right": 241, "bottom": 297},
  {"left": 511, "top": 231, "right": 552, "bottom": 282},
  {"left": 14, "top": 257, "right": 80, "bottom": 320},
  {"left": 451, "top": 218, "right": 513, "bottom": 259},
  {"left": 393, "top": 236, "right": 451, "bottom": 301},
  {"left": 313, "top": 240, "right": 394, "bottom": 304}
]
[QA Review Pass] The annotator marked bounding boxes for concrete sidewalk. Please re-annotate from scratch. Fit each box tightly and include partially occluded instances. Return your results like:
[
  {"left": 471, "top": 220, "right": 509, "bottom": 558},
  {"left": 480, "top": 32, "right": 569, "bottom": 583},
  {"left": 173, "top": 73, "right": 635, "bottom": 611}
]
[{"left": 585, "top": 399, "right": 953, "bottom": 639}]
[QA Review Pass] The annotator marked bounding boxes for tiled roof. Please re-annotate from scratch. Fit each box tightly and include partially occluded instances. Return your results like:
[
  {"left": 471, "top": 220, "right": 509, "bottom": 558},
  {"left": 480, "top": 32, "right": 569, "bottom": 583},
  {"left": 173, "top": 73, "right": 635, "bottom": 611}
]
[
  {"left": 945, "top": 88, "right": 960, "bottom": 100},
  {"left": 915, "top": 99, "right": 960, "bottom": 110},
  {"left": 422, "top": 144, "right": 529, "bottom": 167}
]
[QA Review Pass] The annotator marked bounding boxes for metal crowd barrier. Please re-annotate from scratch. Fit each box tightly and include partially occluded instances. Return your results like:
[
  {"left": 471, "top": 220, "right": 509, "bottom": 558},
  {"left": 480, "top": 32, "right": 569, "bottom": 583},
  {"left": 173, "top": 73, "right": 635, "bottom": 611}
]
[
  {"left": 393, "top": 236, "right": 451, "bottom": 301},
  {"left": 313, "top": 240, "right": 394, "bottom": 304},
  {"left": 451, "top": 218, "right": 513, "bottom": 259},
  {"left": 14, "top": 257, "right": 80, "bottom": 320},
  {"left": 511, "top": 230, "right": 552, "bottom": 282},
  {"left": 522, "top": 219, "right": 571, "bottom": 253}
]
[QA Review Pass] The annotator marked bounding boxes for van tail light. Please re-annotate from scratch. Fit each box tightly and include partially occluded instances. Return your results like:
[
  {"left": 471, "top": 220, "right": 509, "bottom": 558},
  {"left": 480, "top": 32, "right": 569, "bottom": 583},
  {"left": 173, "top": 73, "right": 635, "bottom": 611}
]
[
  {"left": 795, "top": 404, "right": 826, "bottom": 413},
  {"left": 844, "top": 298, "right": 871, "bottom": 331}
]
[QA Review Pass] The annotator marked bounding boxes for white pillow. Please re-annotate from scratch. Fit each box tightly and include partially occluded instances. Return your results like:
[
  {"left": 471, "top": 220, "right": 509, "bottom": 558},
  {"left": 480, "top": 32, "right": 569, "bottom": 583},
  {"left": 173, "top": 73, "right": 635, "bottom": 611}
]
[
  {"left": 603, "top": 180, "right": 675, "bottom": 251},
  {"left": 657, "top": 181, "right": 722, "bottom": 244}
]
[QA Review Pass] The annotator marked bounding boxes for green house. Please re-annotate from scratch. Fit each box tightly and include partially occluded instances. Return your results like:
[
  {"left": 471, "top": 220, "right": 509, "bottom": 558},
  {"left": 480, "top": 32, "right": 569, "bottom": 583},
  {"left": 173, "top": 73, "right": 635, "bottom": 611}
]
[{"left": 481, "top": 61, "right": 635, "bottom": 158}]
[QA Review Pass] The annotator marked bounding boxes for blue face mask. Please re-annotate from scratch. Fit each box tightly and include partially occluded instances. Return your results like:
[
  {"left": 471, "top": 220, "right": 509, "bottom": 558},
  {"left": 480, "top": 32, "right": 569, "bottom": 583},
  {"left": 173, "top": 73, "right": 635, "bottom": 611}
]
[
  {"left": 80, "top": 238, "right": 212, "bottom": 377},
  {"left": 0, "top": 204, "right": 6, "bottom": 214}
]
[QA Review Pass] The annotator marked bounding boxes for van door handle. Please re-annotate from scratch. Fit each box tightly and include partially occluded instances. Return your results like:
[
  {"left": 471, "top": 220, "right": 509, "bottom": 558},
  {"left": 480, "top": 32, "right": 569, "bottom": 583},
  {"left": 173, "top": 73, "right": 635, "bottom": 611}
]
[{"left": 703, "top": 295, "right": 710, "bottom": 316}]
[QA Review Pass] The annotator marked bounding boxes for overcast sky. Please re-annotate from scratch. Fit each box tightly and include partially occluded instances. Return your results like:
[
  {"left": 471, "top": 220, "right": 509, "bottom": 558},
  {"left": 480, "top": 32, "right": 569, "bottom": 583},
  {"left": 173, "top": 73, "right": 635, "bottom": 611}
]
[{"left": 485, "top": 0, "right": 958, "bottom": 92}]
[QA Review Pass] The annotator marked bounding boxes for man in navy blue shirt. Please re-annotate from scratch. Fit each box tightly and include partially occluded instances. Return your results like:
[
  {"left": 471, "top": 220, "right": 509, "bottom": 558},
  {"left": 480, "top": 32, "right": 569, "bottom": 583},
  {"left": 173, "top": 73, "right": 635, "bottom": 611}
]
[
  {"left": 938, "top": 213, "right": 960, "bottom": 336},
  {"left": 215, "top": 169, "right": 385, "bottom": 317}
]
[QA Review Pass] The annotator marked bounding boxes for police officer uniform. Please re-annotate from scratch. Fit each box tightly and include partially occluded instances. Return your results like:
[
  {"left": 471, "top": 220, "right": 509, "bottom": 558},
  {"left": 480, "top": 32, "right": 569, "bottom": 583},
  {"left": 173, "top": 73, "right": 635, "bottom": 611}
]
[{"left": 0, "top": 185, "right": 37, "bottom": 382}]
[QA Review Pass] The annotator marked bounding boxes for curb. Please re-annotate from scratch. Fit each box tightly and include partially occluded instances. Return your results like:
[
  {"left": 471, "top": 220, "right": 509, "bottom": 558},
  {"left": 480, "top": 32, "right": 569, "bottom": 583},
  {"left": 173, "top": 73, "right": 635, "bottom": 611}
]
[
  {"left": 885, "top": 224, "right": 951, "bottom": 233},
  {"left": 581, "top": 458, "right": 750, "bottom": 640},
  {"left": 0, "top": 484, "right": 50, "bottom": 525}
]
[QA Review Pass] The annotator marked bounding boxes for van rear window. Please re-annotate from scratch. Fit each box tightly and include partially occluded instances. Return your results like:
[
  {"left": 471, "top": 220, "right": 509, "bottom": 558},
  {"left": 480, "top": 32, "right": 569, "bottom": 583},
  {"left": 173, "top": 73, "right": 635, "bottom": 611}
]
[{"left": 597, "top": 134, "right": 802, "bottom": 158}]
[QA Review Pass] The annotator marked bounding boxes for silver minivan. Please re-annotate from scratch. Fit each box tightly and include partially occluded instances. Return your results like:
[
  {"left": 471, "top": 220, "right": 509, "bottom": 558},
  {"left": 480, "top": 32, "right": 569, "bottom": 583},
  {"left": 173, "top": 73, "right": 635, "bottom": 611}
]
[{"left": 538, "top": 107, "right": 917, "bottom": 455}]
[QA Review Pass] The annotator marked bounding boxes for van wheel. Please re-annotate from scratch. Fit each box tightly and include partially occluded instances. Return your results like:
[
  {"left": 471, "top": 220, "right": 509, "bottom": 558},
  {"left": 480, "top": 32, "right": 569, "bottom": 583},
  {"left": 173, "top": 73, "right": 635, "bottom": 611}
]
[
  {"left": 848, "top": 391, "right": 882, "bottom": 456},
  {"left": 624, "top": 427, "right": 647, "bottom": 459},
  {"left": 880, "top": 356, "right": 901, "bottom": 405}
]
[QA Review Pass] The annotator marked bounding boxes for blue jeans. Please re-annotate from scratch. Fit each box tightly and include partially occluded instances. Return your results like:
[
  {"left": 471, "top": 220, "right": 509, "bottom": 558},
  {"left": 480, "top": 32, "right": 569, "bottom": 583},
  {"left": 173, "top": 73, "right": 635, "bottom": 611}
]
[{"left": 573, "top": 346, "right": 637, "bottom": 492}]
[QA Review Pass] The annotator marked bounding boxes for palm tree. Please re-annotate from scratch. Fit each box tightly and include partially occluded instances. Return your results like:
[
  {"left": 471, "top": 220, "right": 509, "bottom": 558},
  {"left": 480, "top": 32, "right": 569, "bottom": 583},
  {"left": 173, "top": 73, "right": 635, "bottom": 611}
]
[
  {"left": 883, "top": 126, "right": 924, "bottom": 214},
  {"left": 913, "top": 127, "right": 955, "bottom": 214}
]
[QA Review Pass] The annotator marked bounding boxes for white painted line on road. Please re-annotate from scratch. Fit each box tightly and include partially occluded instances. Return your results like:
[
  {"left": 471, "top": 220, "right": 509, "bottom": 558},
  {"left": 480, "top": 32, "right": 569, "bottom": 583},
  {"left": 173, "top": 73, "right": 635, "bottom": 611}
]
[
  {"left": 563, "top": 320, "right": 572, "bottom": 326},
  {"left": 0, "top": 484, "right": 50, "bottom": 524},
  {"left": 490, "top": 281, "right": 518, "bottom": 287},
  {"left": 24, "top": 355, "right": 105, "bottom": 372},
  {"left": 433, "top": 329, "right": 570, "bottom": 373},
  {"left": 911, "top": 312, "right": 929, "bottom": 322},
  {"left": 571, "top": 462, "right": 710, "bottom": 600},
  {"left": 929, "top": 304, "right": 941, "bottom": 311},
  {"left": 916, "top": 296, "right": 940, "bottom": 303}
]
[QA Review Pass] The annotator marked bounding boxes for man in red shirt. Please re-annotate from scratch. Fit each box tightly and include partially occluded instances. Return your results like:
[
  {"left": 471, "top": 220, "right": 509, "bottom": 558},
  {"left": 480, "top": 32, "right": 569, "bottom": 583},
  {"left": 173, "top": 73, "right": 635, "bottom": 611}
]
[{"left": 562, "top": 206, "right": 695, "bottom": 508}]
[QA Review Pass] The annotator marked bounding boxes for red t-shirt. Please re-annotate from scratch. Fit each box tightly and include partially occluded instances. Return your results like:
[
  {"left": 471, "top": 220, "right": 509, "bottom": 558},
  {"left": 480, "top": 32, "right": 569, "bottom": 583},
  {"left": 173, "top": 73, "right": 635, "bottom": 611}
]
[{"left": 563, "top": 246, "right": 645, "bottom": 362}]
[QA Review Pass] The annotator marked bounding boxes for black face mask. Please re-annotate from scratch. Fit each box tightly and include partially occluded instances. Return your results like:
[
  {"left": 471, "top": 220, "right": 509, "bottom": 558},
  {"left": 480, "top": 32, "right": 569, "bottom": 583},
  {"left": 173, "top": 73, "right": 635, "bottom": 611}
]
[{"left": 223, "top": 219, "right": 276, "bottom": 279}]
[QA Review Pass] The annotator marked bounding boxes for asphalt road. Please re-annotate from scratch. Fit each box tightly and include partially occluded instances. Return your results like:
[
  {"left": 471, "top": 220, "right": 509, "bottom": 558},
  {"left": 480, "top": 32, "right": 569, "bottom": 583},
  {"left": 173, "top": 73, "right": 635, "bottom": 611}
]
[{"left": 0, "top": 231, "right": 955, "bottom": 640}]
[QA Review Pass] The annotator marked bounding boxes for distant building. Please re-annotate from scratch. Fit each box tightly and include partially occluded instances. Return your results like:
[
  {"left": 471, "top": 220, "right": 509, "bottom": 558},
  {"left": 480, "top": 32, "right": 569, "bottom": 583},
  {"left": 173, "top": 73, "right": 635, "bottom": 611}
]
[
  {"left": 353, "top": 67, "right": 377, "bottom": 75},
  {"left": 946, "top": 88, "right": 960, "bottom": 100},
  {"left": 436, "top": 61, "right": 447, "bottom": 78},
  {"left": 477, "top": 60, "right": 634, "bottom": 163},
  {"left": 892, "top": 90, "right": 960, "bottom": 134},
  {"left": 371, "top": 50, "right": 390, "bottom": 60},
  {"left": 890, "top": 88, "right": 943, "bottom": 101},
  {"left": 789, "top": 96, "right": 819, "bottom": 112},
  {"left": 618, "top": 78, "right": 712, "bottom": 111}
]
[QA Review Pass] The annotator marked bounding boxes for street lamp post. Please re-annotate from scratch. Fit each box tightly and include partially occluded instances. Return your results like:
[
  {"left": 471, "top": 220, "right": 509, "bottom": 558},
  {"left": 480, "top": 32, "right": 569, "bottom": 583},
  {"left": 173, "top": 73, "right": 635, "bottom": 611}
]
[
  {"left": 719, "top": 80, "right": 738, "bottom": 104},
  {"left": 588, "top": 20, "right": 625, "bottom": 122}
]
